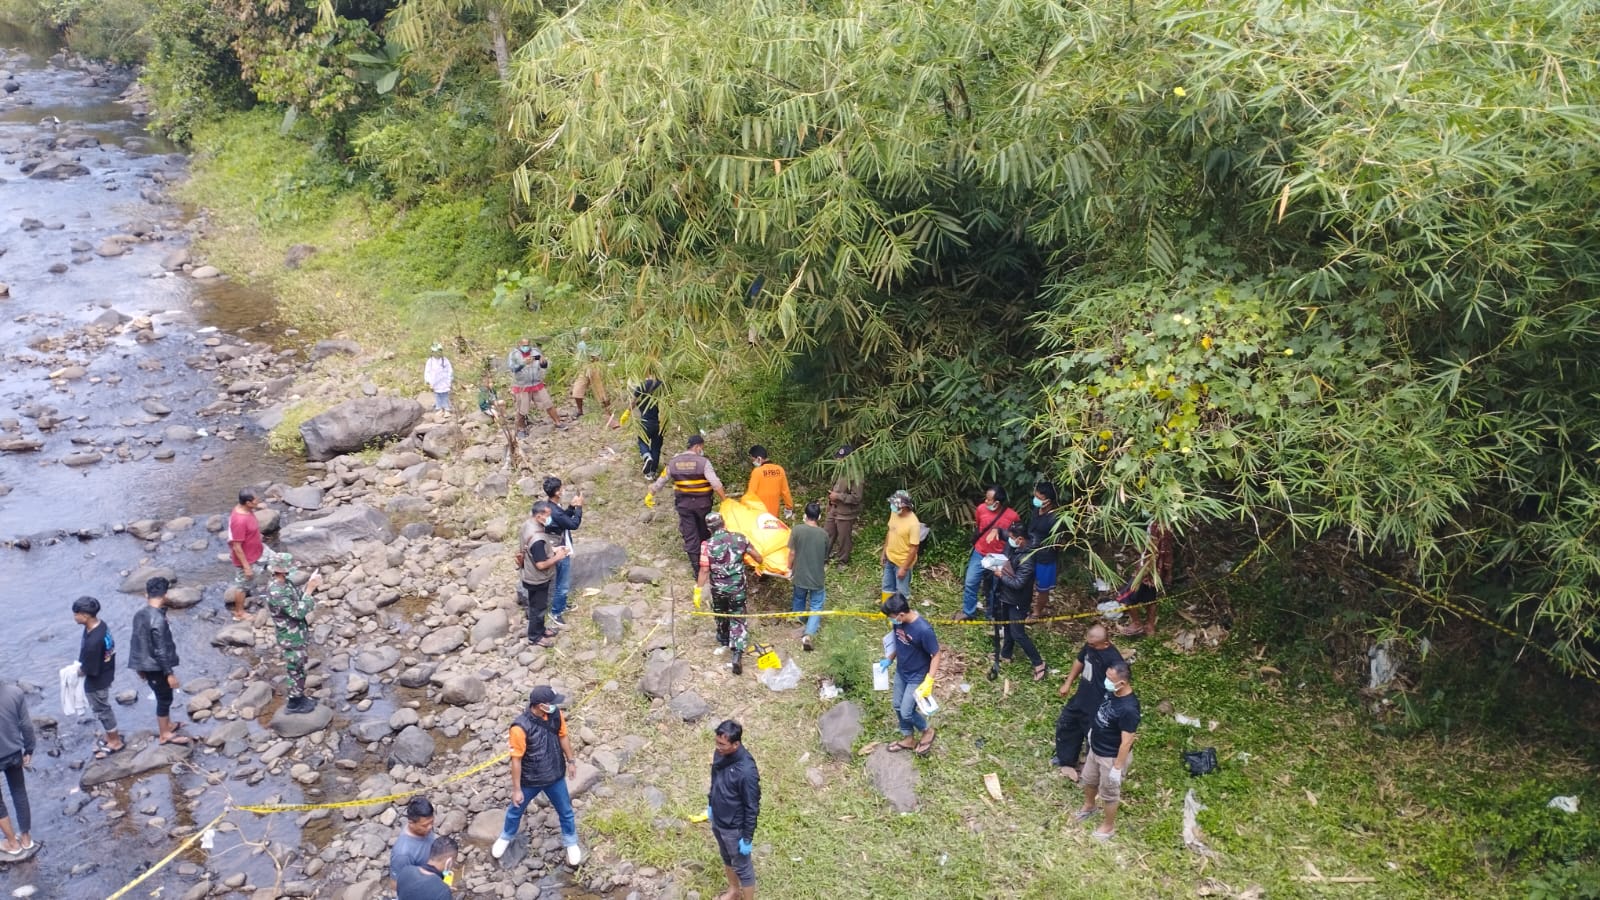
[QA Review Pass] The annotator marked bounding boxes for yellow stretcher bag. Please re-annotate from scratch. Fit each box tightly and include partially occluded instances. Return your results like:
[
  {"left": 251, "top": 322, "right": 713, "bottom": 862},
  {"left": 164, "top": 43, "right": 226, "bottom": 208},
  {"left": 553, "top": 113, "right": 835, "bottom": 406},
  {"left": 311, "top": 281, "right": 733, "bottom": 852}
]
[{"left": 717, "top": 494, "right": 792, "bottom": 578}]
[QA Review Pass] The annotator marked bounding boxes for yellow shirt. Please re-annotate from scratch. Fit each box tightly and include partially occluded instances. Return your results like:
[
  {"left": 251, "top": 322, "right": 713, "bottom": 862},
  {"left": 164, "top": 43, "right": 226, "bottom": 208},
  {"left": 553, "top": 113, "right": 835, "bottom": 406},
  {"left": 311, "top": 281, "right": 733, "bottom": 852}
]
[
  {"left": 746, "top": 462, "right": 793, "bottom": 517},
  {"left": 884, "top": 511, "right": 922, "bottom": 567}
]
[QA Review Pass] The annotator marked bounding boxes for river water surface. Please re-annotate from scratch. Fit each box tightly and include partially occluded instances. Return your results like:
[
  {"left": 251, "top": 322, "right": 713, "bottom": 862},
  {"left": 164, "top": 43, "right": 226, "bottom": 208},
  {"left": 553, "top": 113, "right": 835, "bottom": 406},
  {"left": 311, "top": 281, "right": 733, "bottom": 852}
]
[{"left": 0, "top": 28, "right": 319, "bottom": 899}]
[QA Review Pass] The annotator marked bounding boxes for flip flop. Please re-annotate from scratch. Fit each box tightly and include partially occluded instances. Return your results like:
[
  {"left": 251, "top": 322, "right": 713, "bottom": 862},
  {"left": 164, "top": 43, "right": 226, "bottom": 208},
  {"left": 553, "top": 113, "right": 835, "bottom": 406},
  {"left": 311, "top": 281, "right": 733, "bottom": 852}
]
[
  {"left": 886, "top": 740, "right": 916, "bottom": 753},
  {"left": 93, "top": 744, "right": 125, "bottom": 760},
  {"left": 913, "top": 728, "right": 937, "bottom": 756},
  {"left": 160, "top": 734, "right": 194, "bottom": 746},
  {"left": 1032, "top": 664, "right": 1049, "bottom": 682},
  {"left": 1072, "top": 808, "right": 1099, "bottom": 822}
]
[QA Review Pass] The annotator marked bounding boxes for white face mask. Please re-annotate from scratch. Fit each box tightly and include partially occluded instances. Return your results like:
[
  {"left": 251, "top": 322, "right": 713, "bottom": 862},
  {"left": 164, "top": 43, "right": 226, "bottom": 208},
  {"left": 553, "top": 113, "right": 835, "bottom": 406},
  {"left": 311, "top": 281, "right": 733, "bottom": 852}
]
[{"left": 1007, "top": 537, "right": 1023, "bottom": 548}]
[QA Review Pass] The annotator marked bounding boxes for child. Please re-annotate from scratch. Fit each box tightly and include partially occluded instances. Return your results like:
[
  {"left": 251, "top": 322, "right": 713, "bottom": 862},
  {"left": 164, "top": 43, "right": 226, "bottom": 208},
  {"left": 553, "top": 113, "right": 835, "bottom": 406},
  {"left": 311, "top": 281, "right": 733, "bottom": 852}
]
[{"left": 477, "top": 372, "right": 499, "bottom": 419}]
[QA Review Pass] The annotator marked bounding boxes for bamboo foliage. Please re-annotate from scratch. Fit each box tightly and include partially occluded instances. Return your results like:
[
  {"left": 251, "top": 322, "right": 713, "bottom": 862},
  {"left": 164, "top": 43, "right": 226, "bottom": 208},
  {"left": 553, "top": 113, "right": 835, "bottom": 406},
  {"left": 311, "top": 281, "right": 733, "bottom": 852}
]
[{"left": 499, "top": 0, "right": 1600, "bottom": 669}]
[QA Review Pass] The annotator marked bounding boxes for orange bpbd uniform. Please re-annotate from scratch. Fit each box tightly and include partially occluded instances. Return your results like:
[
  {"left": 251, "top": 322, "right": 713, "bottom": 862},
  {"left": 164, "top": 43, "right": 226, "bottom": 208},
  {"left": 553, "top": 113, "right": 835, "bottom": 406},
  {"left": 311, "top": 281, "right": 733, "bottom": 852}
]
[{"left": 746, "top": 462, "right": 793, "bottom": 517}]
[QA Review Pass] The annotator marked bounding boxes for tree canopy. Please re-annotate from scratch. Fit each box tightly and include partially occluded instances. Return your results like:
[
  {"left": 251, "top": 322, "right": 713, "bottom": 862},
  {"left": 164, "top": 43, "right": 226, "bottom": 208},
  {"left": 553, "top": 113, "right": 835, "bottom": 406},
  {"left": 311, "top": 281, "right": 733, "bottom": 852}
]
[{"left": 501, "top": 0, "right": 1600, "bottom": 670}]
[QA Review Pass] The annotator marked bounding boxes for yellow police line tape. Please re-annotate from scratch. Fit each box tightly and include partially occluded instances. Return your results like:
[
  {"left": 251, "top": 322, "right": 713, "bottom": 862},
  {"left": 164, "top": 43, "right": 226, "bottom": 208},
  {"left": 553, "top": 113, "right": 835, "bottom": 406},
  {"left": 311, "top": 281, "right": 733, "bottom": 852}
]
[
  {"left": 103, "top": 621, "right": 662, "bottom": 899},
  {"left": 1353, "top": 559, "right": 1600, "bottom": 688},
  {"left": 687, "top": 520, "right": 1289, "bottom": 628}
]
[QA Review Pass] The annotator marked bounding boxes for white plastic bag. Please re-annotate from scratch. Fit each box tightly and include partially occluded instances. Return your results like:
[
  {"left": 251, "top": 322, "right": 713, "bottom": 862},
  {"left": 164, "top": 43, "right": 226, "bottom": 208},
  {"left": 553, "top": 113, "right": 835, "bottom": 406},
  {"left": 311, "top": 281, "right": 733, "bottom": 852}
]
[{"left": 758, "top": 659, "right": 803, "bottom": 692}]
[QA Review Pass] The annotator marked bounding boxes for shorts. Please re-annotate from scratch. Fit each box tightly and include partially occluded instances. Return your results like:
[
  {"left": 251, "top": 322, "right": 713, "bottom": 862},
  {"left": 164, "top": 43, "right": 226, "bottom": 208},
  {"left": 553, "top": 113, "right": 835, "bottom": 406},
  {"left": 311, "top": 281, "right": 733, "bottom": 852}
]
[
  {"left": 570, "top": 369, "right": 608, "bottom": 405},
  {"left": 1034, "top": 561, "right": 1058, "bottom": 592},
  {"left": 232, "top": 562, "right": 265, "bottom": 595},
  {"left": 1080, "top": 750, "right": 1130, "bottom": 804},
  {"left": 713, "top": 825, "right": 756, "bottom": 886}
]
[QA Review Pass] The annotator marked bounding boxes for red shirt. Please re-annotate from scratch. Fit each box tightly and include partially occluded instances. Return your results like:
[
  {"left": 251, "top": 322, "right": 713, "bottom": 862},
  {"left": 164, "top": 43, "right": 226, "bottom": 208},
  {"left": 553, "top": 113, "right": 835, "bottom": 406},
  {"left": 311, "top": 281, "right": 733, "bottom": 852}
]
[
  {"left": 228, "top": 508, "right": 264, "bottom": 568},
  {"left": 972, "top": 504, "right": 1019, "bottom": 555}
]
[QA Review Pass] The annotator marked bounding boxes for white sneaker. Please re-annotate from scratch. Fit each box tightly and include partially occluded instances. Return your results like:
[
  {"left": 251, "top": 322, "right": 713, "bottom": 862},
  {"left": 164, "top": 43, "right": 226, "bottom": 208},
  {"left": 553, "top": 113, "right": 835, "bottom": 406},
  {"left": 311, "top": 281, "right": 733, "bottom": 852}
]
[
  {"left": 566, "top": 844, "right": 583, "bottom": 866},
  {"left": 491, "top": 837, "right": 510, "bottom": 859}
]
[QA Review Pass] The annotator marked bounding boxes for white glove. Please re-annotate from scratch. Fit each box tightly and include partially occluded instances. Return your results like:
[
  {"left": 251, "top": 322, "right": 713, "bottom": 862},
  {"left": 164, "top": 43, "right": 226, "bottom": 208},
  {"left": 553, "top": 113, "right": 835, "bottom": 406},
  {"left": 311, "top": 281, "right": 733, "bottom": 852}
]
[{"left": 1108, "top": 767, "right": 1123, "bottom": 785}]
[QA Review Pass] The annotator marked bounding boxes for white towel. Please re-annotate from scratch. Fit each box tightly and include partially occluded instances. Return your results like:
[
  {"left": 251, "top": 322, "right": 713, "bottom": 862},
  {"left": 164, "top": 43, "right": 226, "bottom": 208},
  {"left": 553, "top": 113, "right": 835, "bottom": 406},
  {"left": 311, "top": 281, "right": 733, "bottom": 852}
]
[{"left": 60, "top": 662, "right": 89, "bottom": 717}]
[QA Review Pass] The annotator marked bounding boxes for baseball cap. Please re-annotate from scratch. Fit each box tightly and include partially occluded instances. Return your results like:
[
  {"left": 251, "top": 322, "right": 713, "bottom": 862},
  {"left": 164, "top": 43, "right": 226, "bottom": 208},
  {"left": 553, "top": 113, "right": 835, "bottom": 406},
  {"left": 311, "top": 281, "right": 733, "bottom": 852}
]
[{"left": 529, "top": 685, "right": 567, "bottom": 707}]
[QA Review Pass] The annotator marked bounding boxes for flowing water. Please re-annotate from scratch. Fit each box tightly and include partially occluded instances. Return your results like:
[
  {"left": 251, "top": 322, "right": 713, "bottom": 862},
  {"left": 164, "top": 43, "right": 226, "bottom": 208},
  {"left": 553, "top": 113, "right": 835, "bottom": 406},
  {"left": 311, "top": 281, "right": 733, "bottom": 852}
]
[{"left": 0, "top": 33, "right": 316, "bottom": 898}]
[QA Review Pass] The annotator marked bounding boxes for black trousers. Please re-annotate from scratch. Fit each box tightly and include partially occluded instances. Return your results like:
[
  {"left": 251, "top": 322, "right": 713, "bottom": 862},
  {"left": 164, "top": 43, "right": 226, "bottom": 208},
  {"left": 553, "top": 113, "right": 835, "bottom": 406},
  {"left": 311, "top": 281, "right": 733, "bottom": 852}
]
[
  {"left": 676, "top": 496, "right": 713, "bottom": 573},
  {"left": 997, "top": 601, "right": 1042, "bottom": 666},
  {"left": 1054, "top": 702, "right": 1093, "bottom": 767},
  {"left": 0, "top": 753, "right": 28, "bottom": 834},
  {"left": 525, "top": 580, "right": 551, "bottom": 641},
  {"left": 141, "top": 670, "right": 174, "bottom": 717}
]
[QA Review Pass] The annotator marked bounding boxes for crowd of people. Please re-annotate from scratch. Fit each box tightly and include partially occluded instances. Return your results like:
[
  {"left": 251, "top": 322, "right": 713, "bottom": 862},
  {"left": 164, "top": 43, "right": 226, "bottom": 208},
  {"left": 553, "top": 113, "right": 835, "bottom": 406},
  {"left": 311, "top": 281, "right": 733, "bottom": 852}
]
[{"left": 0, "top": 338, "right": 1172, "bottom": 896}]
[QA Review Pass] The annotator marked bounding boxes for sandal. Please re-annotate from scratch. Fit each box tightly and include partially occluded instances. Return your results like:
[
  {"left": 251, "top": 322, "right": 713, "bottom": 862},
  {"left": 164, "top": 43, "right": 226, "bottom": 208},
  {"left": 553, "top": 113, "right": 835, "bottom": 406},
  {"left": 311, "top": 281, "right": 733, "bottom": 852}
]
[
  {"left": 886, "top": 739, "right": 917, "bottom": 753},
  {"left": 1058, "top": 767, "right": 1080, "bottom": 783},
  {"left": 534, "top": 636, "right": 558, "bottom": 648},
  {"left": 1072, "top": 807, "right": 1099, "bottom": 822},
  {"left": 913, "top": 727, "right": 937, "bottom": 756},
  {"left": 1032, "top": 664, "right": 1048, "bottom": 682},
  {"left": 159, "top": 734, "right": 194, "bottom": 746},
  {"left": 93, "top": 744, "right": 125, "bottom": 760}
]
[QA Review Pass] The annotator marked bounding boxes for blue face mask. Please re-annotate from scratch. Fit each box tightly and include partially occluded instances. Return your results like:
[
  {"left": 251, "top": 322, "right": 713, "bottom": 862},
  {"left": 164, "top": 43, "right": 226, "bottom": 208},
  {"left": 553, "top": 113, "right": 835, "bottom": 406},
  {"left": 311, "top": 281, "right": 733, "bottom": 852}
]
[
  {"left": 1008, "top": 537, "right": 1023, "bottom": 548},
  {"left": 889, "top": 501, "right": 900, "bottom": 513},
  {"left": 1032, "top": 497, "right": 1044, "bottom": 509},
  {"left": 1103, "top": 677, "right": 1117, "bottom": 693}
]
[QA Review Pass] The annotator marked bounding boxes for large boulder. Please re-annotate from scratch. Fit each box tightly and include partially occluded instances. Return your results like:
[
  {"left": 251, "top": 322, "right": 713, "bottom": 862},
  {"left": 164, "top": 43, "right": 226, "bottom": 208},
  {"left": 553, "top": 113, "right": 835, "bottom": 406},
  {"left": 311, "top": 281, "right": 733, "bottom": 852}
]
[
  {"left": 668, "top": 691, "right": 711, "bottom": 723},
  {"left": 568, "top": 540, "right": 629, "bottom": 591},
  {"left": 638, "top": 652, "right": 690, "bottom": 699},
  {"left": 864, "top": 746, "right": 920, "bottom": 813},
  {"left": 438, "top": 676, "right": 486, "bottom": 706},
  {"left": 81, "top": 741, "right": 192, "bottom": 787},
  {"left": 298, "top": 397, "right": 424, "bottom": 462},
  {"left": 818, "top": 702, "right": 863, "bottom": 760},
  {"left": 418, "top": 625, "right": 466, "bottom": 656},
  {"left": 24, "top": 154, "right": 89, "bottom": 179},
  {"left": 271, "top": 703, "right": 333, "bottom": 738},
  {"left": 389, "top": 725, "right": 436, "bottom": 767},
  {"left": 119, "top": 565, "right": 176, "bottom": 594},
  {"left": 591, "top": 605, "right": 633, "bottom": 644},
  {"left": 280, "top": 485, "right": 324, "bottom": 511},
  {"left": 277, "top": 504, "right": 394, "bottom": 566},
  {"left": 419, "top": 424, "right": 465, "bottom": 459},
  {"left": 353, "top": 646, "right": 402, "bottom": 675}
]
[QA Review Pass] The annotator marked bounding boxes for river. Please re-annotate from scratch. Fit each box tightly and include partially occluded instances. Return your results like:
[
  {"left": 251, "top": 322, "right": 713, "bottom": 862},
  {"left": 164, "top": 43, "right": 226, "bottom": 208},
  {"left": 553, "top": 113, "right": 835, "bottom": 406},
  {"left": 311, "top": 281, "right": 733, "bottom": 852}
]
[{"left": 0, "top": 28, "right": 315, "bottom": 899}]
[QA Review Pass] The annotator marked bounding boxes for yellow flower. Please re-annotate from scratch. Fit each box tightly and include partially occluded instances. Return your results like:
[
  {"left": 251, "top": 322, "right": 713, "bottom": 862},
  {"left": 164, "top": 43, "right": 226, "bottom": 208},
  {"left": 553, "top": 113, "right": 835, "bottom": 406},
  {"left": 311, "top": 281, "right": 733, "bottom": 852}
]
[
  {"left": 1284, "top": 348, "right": 1294, "bottom": 356},
  {"left": 1201, "top": 335, "right": 1213, "bottom": 349},
  {"left": 1098, "top": 429, "right": 1112, "bottom": 440},
  {"left": 1173, "top": 86, "right": 1188, "bottom": 98}
]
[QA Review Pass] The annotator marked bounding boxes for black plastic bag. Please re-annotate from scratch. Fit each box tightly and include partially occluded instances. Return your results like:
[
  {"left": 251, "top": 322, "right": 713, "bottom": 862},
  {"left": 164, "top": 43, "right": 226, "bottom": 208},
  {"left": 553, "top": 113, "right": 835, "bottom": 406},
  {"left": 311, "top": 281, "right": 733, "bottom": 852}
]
[{"left": 1182, "top": 747, "right": 1219, "bottom": 776}]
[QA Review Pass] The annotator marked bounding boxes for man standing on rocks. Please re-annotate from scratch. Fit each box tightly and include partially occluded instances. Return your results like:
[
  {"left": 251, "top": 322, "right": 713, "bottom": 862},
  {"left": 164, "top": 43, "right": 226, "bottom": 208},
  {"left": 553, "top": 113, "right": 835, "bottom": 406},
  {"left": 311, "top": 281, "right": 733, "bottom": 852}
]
[
  {"left": 543, "top": 477, "right": 583, "bottom": 628},
  {"left": 224, "top": 488, "right": 266, "bottom": 621},
  {"left": 1052, "top": 624, "right": 1125, "bottom": 782},
  {"left": 266, "top": 553, "right": 322, "bottom": 713},
  {"left": 697, "top": 512, "right": 764, "bottom": 675},
  {"left": 879, "top": 593, "right": 940, "bottom": 756},
  {"left": 507, "top": 338, "right": 562, "bottom": 434},
  {"left": 519, "top": 501, "right": 569, "bottom": 648},
  {"left": 647, "top": 434, "right": 727, "bottom": 574},
  {"left": 492, "top": 686, "right": 583, "bottom": 867},
  {"left": 395, "top": 835, "right": 456, "bottom": 900},
  {"left": 744, "top": 445, "right": 792, "bottom": 519},
  {"left": 72, "top": 596, "right": 123, "bottom": 759},
  {"left": 129, "top": 577, "right": 191, "bottom": 745},
  {"left": 424, "top": 343, "right": 454, "bottom": 415},
  {"left": 880, "top": 490, "right": 922, "bottom": 601},
  {"left": 0, "top": 680, "right": 35, "bottom": 861},
  {"left": 788, "top": 502, "right": 828, "bottom": 652},
  {"left": 824, "top": 443, "right": 862, "bottom": 566},
  {"left": 707, "top": 719, "right": 760, "bottom": 900},
  {"left": 1076, "top": 661, "right": 1140, "bottom": 841},
  {"left": 389, "top": 795, "right": 437, "bottom": 881}
]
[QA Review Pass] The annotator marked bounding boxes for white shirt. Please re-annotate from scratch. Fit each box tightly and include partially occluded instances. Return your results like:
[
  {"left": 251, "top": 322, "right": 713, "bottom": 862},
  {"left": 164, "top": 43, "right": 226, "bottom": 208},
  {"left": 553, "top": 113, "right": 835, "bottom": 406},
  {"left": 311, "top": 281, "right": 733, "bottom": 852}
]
[{"left": 424, "top": 356, "right": 454, "bottom": 393}]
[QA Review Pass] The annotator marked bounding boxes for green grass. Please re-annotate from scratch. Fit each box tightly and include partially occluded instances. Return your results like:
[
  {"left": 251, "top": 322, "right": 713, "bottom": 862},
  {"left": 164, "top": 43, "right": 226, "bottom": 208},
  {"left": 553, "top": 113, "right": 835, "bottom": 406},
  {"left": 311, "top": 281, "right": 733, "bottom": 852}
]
[{"left": 571, "top": 522, "right": 1599, "bottom": 900}]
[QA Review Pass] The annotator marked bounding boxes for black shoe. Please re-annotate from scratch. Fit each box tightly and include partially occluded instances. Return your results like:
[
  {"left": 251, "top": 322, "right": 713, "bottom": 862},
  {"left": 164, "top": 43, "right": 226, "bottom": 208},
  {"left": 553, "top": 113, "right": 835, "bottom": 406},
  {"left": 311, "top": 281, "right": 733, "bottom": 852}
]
[
  {"left": 642, "top": 458, "right": 653, "bottom": 476},
  {"left": 1049, "top": 756, "right": 1062, "bottom": 767},
  {"left": 802, "top": 635, "right": 814, "bottom": 652},
  {"left": 731, "top": 651, "right": 743, "bottom": 675},
  {"left": 287, "top": 696, "right": 314, "bottom": 714}
]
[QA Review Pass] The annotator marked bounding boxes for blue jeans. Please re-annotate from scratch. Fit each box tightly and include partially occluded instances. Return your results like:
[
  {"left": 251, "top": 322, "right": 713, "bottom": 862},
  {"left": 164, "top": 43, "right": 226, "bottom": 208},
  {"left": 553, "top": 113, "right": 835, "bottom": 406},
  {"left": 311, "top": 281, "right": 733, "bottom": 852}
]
[
  {"left": 550, "top": 555, "right": 573, "bottom": 617},
  {"left": 881, "top": 560, "right": 912, "bottom": 598},
  {"left": 791, "top": 586, "right": 825, "bottom": 636},
  {"left": 891, "top": 670, "right": 928, "bottom": 735},
  {"left": 433, "top": 391, "right": 451, "bottom": 410},
  {"left": 500, "top": 777, "right": 577, "bottom": 847},
  {"left": 961, "top": 550, "right": 995, "bottom": 616}
]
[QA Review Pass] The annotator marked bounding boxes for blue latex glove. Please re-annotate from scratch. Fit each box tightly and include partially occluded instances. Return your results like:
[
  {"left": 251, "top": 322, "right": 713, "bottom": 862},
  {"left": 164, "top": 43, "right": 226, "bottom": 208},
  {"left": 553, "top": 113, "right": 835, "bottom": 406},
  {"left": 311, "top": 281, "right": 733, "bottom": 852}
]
[
  {"left": 738, "top": 838, "right": 753, "bottom": 856},
  {"left": 706, "top": 804, "right": 713, "bottom": 821},
  {"left": 877, "top": 657, "right": 893, "bottom": 672}
]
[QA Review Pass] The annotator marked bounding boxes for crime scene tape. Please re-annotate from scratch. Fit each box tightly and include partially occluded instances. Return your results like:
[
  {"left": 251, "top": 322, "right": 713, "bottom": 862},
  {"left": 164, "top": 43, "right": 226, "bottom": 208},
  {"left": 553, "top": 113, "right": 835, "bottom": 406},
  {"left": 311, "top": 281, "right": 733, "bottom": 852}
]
[
  {"left": 686, "top": 520, "right": 1290, "bottom": 628},
  {"left": 1354, "top": 559, "right": 1600, "bottom": 688},
  {"left": 103, "top": 622, "right": 663, "bottom": 898},
  {"left": 106, "top": 810, "right": 229, "bottom": 900}
]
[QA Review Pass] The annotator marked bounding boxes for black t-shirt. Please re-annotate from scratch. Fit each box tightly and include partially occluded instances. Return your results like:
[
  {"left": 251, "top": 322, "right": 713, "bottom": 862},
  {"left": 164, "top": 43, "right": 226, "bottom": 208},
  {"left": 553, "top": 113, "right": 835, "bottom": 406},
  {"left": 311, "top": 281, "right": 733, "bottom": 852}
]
[
  {"left": 79, "top": 622, "right": 116, "bottom": 692},
  {"left": 1027, "top": 508, "right": 1060, "bottom": 565},
  {"left": 1068, "top": 643, "right": 1126, "bottom": 710},
  {"left": 635, "top": 378, "right": 662, "bottom": 429},
  {"left": 1088, "top": 691, "right": 1141, "bottom": 758}
]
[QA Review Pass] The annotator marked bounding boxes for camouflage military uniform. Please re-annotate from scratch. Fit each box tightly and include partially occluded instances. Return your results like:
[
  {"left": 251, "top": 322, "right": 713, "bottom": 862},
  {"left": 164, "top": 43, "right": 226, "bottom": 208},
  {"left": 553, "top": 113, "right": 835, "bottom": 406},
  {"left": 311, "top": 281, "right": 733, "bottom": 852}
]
[
  {"left": 704, "top": 529, "right": 753, "bottom": 652},
  {"left": 267, "top": 575, "right": 315, "bottom": 700}
]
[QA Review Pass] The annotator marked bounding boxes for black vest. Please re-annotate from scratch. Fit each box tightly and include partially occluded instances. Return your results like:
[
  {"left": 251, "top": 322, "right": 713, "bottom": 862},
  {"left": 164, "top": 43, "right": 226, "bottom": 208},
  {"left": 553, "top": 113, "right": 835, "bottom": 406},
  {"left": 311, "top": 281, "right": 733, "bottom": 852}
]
[{"left": 513, "top": 709, "right": 566, "bottom": 787}]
